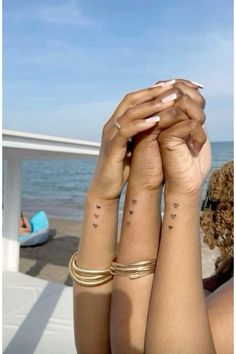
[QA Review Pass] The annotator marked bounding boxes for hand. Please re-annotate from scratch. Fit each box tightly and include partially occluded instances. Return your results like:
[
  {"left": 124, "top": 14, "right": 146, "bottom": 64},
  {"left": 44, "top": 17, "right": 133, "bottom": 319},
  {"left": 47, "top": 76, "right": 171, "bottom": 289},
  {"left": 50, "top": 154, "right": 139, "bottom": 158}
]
[
  {"left": 158, "top": 119, "right": 212, "bottom": 196},
  {"left": 89, "top": 83, "right": 186, "bottom": 200},
  {"left": 127, "top": 79, "right": 206, "bottom": 193}
]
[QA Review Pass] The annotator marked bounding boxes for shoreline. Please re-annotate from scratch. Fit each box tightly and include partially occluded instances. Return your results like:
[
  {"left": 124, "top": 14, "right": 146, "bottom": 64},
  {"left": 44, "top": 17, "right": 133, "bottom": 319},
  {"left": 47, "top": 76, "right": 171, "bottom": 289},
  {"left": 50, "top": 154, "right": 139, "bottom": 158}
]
[{"left": 20, "top": 217, "right": 221, "bottom": 287}]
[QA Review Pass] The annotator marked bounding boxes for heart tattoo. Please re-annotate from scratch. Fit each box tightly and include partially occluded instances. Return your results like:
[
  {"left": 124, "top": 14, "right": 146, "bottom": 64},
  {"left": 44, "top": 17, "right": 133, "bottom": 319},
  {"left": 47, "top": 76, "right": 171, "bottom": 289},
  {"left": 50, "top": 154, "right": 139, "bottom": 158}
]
[
  {"left": 173, "top": 203, "right": 179, "bottom": 208},
  {"left": 94, "top": 214, "right": 99, "bottom": 219},
  {"left": 132, "top": 199, "right": 137, "bottom": 205},
  {"left": 129, "top": 210, "right": 134, "bottom": 215},
  {"left": 93, "top": 223, "right": 98, "bottom": 228},
  {"left": 170, "top": 214, "right": 176, "bottom": 219},
  {"left": 126, "top": 221, "right": 131, "bottom": 226},
  {"left": 168, "top": 225, "right": 173, "bottom": 230}
]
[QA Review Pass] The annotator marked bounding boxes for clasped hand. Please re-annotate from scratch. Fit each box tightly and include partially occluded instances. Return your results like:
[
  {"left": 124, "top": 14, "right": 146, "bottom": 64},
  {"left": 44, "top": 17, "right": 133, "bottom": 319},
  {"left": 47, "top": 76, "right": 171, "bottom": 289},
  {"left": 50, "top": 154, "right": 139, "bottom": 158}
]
[{"left": 90, "top": 78, "right": 211, "bottom": 200}]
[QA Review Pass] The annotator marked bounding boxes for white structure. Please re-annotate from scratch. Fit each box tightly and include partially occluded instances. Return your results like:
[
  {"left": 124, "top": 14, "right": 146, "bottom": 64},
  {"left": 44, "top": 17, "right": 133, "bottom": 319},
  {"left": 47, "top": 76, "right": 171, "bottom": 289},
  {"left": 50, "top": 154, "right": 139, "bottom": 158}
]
[
  {"left": 3, "top": 130, "right": 100, "bottom": 354},
  {"left": 3, "top": 129, "right": 100, "bottom": 271}
]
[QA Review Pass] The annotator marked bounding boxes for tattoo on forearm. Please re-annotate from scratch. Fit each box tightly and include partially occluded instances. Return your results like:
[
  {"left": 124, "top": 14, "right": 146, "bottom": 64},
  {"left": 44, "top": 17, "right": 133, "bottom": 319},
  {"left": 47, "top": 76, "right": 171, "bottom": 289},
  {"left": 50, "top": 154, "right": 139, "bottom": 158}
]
[
  {"left": 92, "top": 205, "right": 102, "bottom": 228},
  {"left": 168, "top": 202, "right": 179, "bottom": 231},
  {"left": 125, "top": 200, "right": 137, "bottom": 227}
]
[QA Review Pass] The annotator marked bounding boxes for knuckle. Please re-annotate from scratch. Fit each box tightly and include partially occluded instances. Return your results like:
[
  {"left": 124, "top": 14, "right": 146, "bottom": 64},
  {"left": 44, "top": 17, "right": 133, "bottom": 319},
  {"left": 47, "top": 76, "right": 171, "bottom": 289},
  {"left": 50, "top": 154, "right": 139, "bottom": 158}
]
[
  {"left": 189, "top": 119, "right": 199, "bottom": 130},
  {"left": 174, "top": 87, "right": 183, "bottom": 97},
  {"left": 124, "top": 106, "right": 136, "bottom": 119},
  {"left": 119, "top": 126, "right": 128, "bottom": 138},
  {"left": 202, "top": 112, "right": 206, "bottom": 123},
  {"left": 123, "top": 92, "right": 135, "bottom": 105},
  {"left": 168, "top": 107, "right": 181, "bottom": 118},
  {"left": 199, "top": 94, "right": 206, "bottom": 108},
  {"left": 181, "top": 93, "right": 191, "bottom": 104}
]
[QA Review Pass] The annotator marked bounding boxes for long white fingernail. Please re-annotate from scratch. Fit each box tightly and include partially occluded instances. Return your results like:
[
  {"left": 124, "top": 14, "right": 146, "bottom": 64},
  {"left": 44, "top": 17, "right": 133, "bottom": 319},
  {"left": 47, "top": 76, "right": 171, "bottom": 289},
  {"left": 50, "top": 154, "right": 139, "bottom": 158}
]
[
  {"left": 162, "top": 93, "right": 178, "bottom": 104},
  {"left": 153, "top": 79, "right": 176, "bottom": 88},
  {"left": 146, "top": 115, "right": 160, "bottom": 123},
  {"left": 191, "top": 81, "right": 204, "bottom": 88}
]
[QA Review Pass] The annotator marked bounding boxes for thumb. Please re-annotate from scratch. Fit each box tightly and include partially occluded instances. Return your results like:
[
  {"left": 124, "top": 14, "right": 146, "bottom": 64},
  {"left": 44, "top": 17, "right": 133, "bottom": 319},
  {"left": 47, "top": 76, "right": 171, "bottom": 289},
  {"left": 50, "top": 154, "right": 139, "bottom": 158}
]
[{"left": 158, "top": 119, "right": 207, "bottom": 155}]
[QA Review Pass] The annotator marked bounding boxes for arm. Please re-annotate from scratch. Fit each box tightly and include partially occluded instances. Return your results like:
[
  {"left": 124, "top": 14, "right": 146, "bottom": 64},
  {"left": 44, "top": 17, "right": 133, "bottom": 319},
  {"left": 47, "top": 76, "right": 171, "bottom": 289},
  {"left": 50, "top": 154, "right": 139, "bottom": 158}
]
[
  {"left": 73, "top": 83, "right": 178, "bottom": 354},
  {"left": 20, "top": 215, "right": 32, "bottom": 233},
  {"left": 110, "top": 80, "right": 204, "bottom": 353},
  {"left": 145, "top": 120, "right": 216, "bottom": 353}
]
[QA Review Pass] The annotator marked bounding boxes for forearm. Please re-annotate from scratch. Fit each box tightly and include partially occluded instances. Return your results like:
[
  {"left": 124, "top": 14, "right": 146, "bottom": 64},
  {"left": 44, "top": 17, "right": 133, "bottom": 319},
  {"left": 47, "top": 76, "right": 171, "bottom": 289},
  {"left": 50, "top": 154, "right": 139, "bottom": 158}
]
[
  {"left": 73, "top": 188, "right": 119, "bottom": 354},
  {"left": 145, "top": 191, "right": 216, "bottom": 353},
  {"left": 110, "top": 186, "right": 162, "bottom": 354}
]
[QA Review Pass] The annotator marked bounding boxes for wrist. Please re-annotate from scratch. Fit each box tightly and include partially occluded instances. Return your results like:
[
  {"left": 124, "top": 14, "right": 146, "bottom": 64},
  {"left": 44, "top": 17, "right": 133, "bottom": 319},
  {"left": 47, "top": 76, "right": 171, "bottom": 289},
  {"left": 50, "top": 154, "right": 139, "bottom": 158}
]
[
  {"left": 87, "top": 186, "right": 120, "bottom": 206},
  {"left": 164, "top": 188, "right": 201, "bottom": 209},
  {"left": 126, "top": 182, "right": 163, "bottom": 199}
]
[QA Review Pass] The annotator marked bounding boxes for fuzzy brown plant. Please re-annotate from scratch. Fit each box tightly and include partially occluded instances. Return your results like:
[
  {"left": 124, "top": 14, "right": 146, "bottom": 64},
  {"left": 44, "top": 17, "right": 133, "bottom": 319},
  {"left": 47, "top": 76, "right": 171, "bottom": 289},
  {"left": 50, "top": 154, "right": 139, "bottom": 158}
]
[{"left": 200, "top": 161, "right": 233, "bottom": 279}]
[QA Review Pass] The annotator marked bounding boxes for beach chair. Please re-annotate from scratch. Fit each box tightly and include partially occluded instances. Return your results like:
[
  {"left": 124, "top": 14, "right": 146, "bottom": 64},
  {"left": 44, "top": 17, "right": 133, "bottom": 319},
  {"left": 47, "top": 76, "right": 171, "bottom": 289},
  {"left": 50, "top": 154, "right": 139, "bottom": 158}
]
[{"left": 18, "top": 211, "right": 50, "bottom": 247}]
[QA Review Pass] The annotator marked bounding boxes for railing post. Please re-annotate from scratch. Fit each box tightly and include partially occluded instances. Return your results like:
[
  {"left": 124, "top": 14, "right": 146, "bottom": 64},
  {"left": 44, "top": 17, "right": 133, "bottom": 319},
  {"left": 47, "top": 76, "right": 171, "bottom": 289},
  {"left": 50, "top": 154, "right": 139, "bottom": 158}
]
[{"left": 3, "top": 158, "right": 22, "bottom": 271}]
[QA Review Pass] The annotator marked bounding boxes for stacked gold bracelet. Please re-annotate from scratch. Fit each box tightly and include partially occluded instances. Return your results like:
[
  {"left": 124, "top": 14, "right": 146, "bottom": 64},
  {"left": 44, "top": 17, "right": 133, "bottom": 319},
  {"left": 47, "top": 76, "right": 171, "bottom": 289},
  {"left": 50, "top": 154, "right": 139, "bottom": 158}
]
[
  {"left": 69, "top": 251, "right": 113, "bottom": 287},
  {"left": 110, "top": 258, "right": 157, "bottom": 279},
  {"left": 69, "top": 251, "right": 157, "bottom": 286}
]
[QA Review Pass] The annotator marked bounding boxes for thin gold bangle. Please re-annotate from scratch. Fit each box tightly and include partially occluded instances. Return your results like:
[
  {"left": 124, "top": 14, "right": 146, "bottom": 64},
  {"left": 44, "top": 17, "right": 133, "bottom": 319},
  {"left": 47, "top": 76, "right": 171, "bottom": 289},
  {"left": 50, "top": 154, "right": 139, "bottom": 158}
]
[
  {"left": 111, "top": 258, "right": 157, "bottom": 279},
  {"left": 68, "top": 251, "right": 113, "bottom": 287}
]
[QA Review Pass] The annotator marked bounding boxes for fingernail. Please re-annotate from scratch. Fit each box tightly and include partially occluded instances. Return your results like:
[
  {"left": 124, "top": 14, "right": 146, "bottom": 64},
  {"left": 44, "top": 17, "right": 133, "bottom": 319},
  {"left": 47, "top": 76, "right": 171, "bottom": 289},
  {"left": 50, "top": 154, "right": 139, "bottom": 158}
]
[
  {"left": 161, "top": 93, "right": 178, "bottom": 104},
  {"left": 145, "top": 115, "right": 160, "bottom": 123},
  {"left": 191, "top": 81, "right": 204, "bottom": 88},
  {"left": 153, "top": 79, "right": 176, "bottom": 88}
]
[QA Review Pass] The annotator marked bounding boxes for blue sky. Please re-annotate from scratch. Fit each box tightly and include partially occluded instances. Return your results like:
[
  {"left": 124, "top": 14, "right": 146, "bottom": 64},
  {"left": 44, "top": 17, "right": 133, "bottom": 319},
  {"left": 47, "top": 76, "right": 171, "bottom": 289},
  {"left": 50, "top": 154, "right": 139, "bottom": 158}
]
[{"left": 3, "top": 0, "right": 233, "bottom": 142}]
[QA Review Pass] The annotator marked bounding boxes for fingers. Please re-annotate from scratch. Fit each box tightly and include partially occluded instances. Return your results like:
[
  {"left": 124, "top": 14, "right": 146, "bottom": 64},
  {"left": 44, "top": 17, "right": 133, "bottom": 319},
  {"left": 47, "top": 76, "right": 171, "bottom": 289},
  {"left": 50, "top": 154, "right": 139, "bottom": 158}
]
[
  {"left": 157, "top": 107, "right": 189, "bottom": 130},
  {"left": 111, "top": 83, "right": 176, "bottom": 122},
  {"left": 158, "top": 120, "right": 207, "bottom": 155},
  {"left": 105, "top": 85, "right": 205, "bottom": 145},
  {"left": 174, "top": 94, "right": 206, "bottom": 124},
  {"left": 154, "top": 78, "right": 203, "bottom": 90},
  {"left": 174, "top": 82, "right": 205, "bottom": 108},
  {"left": 106, "top": 79, "right": 204, "bottom": 132}
]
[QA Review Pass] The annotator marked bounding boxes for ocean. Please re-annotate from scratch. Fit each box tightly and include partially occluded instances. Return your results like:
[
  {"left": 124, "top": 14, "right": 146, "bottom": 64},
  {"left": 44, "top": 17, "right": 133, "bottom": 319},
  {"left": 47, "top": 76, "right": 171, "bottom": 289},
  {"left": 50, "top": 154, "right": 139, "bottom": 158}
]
[{"left": 13, "top": 141, "right": 233, "bottom": 221}]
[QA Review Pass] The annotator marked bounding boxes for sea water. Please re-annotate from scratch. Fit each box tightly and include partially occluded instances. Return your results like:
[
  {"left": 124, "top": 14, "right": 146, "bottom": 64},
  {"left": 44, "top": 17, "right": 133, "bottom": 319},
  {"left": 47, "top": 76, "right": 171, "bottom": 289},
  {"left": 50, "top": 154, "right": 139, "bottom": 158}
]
[{"left": 15, "top": 141, "right": 233, "bottom": 221}]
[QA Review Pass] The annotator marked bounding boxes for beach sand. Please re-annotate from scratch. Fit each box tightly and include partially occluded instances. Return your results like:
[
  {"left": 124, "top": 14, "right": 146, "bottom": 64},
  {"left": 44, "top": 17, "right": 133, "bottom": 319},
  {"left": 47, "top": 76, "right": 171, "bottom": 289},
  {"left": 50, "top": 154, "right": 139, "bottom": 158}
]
[{"left": 19, "top": 217, "right": 221, "bottom": 286}]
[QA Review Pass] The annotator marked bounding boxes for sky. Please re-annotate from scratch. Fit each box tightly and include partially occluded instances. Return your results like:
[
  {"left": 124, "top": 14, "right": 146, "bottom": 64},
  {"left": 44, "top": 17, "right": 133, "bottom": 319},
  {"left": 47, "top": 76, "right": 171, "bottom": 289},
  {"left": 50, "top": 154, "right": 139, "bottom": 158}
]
[{"left": 3, "top": 0, "right": 233, "bottom": 142}]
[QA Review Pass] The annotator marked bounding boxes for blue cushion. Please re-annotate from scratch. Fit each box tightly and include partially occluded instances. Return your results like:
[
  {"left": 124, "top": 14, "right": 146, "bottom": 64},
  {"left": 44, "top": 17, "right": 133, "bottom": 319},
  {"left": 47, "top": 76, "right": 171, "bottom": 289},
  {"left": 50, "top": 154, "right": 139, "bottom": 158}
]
[{"left": 30, "top": 211, "right": 49, "bottom": 232}]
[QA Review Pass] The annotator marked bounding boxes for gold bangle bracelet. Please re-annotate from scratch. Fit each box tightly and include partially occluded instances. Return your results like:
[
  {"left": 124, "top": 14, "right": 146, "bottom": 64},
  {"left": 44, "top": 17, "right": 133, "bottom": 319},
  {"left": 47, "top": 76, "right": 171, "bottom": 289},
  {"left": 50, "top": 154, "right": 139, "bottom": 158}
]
[
  {"left": 68, "top": 251, "right": 113, "bottom": 287},
  {"left": 111, "top": 258, "right": 157, "bottom": 279}
]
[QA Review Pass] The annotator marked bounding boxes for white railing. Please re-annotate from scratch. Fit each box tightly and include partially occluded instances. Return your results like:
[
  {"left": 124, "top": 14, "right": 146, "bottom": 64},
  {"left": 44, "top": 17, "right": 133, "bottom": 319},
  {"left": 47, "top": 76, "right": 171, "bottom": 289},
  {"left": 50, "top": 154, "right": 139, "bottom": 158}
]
[{"left": 2, "top": 130, "right": 100, "bottom": 271}]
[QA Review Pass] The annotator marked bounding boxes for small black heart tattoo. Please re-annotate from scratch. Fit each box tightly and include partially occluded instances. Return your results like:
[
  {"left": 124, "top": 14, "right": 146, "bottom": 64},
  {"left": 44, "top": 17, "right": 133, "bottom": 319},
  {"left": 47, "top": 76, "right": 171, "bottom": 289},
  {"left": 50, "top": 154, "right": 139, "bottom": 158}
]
[
  {"left": 126, "top": 221, "right": 131, "bottom": 226},
  {"left": 173, "top": 203, "right": 179, "bottom": 208},
  {"left": 129, "top": 210, "right": 134, "bottom": 215},
  {"left": 168, "top": 225, "right": 173, "bottom": 230},
  {"left": 170, "top": 214, "right": 176, "bottom": 219},
  {"left": 94, "top": 214, "right": 99, "bottom": 218},
  {"left": 93, "top": 223, "right": 98, "bottom": 228},
  {"left": 132, "top": 199, "right": 137, "bottom": 205},
  {"left": 96, "top": 205, "right": 101, "bottom": 209}
]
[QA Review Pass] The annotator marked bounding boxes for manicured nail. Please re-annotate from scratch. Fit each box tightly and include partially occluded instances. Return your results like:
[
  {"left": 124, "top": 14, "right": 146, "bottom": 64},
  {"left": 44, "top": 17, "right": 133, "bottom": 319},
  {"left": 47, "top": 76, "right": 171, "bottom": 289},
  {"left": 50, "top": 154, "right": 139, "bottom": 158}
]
[
  {"left": 153, "top": 79, "right": 176, "bottom": 88},
  {"left": 146, "top": 115, "right": 160, "bottom": 123},
  {"left": 191, "top": 81, "right": 204, "bottom": 88},
  {"left": 161, "top": 93, "right": 178, "bottom": 104}
]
